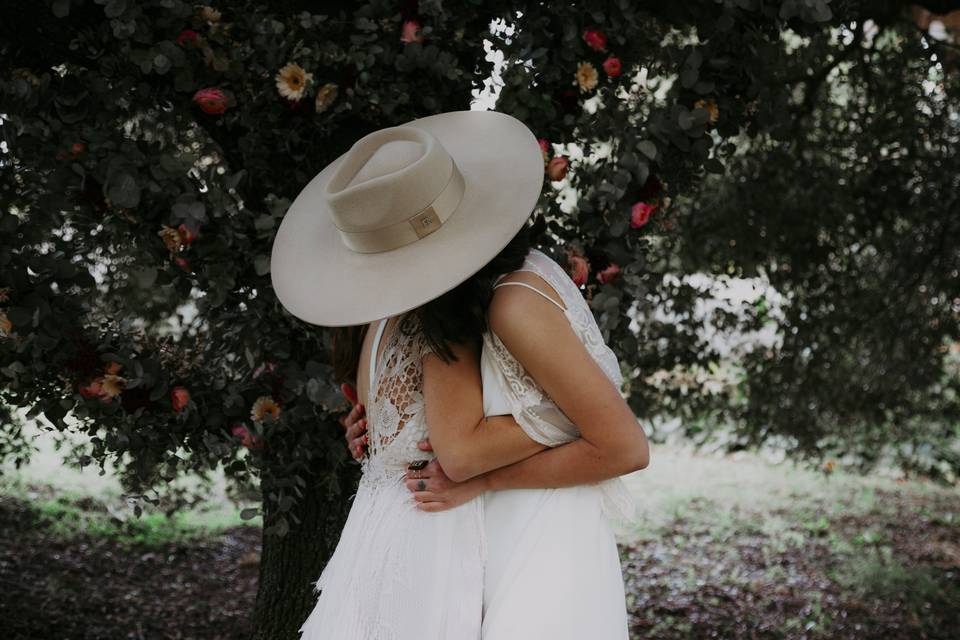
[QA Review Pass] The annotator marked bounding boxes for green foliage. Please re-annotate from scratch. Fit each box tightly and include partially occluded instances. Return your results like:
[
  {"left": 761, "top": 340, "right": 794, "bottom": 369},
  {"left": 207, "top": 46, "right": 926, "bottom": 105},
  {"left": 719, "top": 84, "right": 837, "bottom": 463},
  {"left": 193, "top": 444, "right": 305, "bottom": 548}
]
[{"left": 0, "top": 0, "right": 957, "bottom": 549}]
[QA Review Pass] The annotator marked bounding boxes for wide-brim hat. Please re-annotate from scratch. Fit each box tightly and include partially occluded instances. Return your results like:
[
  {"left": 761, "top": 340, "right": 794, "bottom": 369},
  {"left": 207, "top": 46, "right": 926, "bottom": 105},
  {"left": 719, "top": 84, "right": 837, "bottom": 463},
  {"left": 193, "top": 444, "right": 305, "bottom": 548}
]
[{"left": 270, "top": 109, "right": 544, "bottom": 327}]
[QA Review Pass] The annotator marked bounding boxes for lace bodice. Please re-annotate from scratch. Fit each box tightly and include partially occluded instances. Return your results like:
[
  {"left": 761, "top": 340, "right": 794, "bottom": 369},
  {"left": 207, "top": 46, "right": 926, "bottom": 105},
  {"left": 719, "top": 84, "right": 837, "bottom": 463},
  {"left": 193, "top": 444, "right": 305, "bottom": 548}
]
[{"left": 361, "top": 313, "right": 434, "bottom": 486}]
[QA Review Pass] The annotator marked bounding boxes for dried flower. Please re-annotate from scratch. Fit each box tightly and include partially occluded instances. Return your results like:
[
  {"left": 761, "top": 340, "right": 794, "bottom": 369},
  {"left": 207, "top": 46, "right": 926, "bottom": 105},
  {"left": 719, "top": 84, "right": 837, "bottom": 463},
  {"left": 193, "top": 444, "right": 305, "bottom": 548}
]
[
  {"left": 314, "top": 82, "right": 339, "bottom": 113},
  {"left": 582, "top": 29, "right": 607, "bottom": 52},
  {"left": 199, "top": 6, "right": 221, "bottom": 25},
  {"left": 574, "top": 62, "right": 598, "bottom": 92},
  {"left": 0, "top": 311, "right": 13, "bottom": 338},
  {"left": 158, "top": 225, "right": 184, "bottom": 254},
  {"left": 401, "top": 20, "right": 424, "bottom": 44},
  {"left": 602, "top": 56, "right": 622, "bottom": 78},
  {"left": 251, "top": 395, "right": 281, "bottom": 422},
  {"left": 275, "top": 62, "right": 312, "bottom": 101},
  {"left": 546, "top": 156, "right": 570, "bottom": 181},
  {"left": 631, "top": 201, "right": 658, "bottom": 229},
  {"left": 192, "top": 87, "right": 228, "bottom": 114},
  {"left": 100, "top": 374, "right": 127, "bottom": 399}
]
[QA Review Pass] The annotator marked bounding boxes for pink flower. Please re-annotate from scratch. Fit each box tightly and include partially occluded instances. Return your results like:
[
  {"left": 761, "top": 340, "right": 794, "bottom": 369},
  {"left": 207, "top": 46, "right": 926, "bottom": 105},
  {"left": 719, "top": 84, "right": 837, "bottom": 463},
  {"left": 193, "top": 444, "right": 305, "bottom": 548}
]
[
  {"left": 232, "top": 423, "right": 264, "bottom": 450},
  {"left": 582, "top": 29, "right": 607, "bottom": 52},
  {"left": 602, "top": 56, "right": 622, "bottom": 77},
  {"left": 192, "top": 87, "right": 228, "bottom": 115},
  {"left": 401, "top": 20, "right": 424, "bottom": 44},
  {"left": 538, "top": 138, "right": 550, "bottom": 154},
  {"left": 569, "top": 254, "right": 590, "bottom": 287},
  {"left": 597, "top": 263, "right": 621, "bottom": 284},
  {"left": 177, "top": 29, "right": 199, "bottom": 46},
  {"left": 546, "top": 156, "right": 570, "bottom": 181},
  {"left": 171, "top": 386, "right": 191, "bottom": 412},
  {"left": 177, "top": 223, "right": 196, "bottom": 244},
  {"left": 631, "top": 201, "right": 659, "bottom": 229}
]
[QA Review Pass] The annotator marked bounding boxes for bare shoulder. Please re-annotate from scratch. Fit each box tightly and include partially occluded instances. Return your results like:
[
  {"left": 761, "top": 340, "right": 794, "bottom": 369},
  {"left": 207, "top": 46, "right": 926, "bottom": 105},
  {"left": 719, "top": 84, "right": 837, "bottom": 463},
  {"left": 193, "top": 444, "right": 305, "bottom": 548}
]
[{"left": 489, "top": 271, "right": 571, "bottom": 348}]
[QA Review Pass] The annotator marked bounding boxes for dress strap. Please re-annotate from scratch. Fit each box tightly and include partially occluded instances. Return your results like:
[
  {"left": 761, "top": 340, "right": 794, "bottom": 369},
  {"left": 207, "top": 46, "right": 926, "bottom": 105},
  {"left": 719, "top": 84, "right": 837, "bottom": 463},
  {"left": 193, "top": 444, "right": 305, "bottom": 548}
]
[
  {"left": 368, "top": 318, "right": 389, "bottom": 394},
  {"left": 493, "top": 280, "right": 567, "bottom": 312}
]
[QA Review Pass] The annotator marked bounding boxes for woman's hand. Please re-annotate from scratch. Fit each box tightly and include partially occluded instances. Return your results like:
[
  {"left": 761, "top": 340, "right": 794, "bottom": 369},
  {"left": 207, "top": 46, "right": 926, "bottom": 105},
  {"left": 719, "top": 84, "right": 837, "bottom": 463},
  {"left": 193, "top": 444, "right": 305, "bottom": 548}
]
[
  {"left": 338, "top": 383, "right": 368, "bottom": 460},
  {"left": 403, "top": 459, "right": 486, "bottom": 512}
]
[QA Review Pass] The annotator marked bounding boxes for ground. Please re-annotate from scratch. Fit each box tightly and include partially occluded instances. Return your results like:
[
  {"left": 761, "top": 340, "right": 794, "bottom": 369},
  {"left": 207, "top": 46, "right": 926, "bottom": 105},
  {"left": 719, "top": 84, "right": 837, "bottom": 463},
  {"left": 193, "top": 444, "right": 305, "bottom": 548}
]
[{"left": 1, "top": 436, "right": 958, "bottom": 639}]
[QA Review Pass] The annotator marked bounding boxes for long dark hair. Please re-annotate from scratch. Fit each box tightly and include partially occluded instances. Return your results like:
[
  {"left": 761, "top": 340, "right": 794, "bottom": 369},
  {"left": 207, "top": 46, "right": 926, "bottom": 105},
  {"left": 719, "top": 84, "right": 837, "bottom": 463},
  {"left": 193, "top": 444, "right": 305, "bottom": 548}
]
[{"left": 332, "top": 219, "right": 541, "bottom": 384}]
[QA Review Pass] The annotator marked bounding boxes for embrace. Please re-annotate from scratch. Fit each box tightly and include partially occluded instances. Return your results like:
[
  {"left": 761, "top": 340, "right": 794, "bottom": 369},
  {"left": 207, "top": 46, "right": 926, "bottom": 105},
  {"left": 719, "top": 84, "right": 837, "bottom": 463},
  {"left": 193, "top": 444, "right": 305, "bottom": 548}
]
[{"left": 270, "top": 110, "right": 651, "bottom": 639}]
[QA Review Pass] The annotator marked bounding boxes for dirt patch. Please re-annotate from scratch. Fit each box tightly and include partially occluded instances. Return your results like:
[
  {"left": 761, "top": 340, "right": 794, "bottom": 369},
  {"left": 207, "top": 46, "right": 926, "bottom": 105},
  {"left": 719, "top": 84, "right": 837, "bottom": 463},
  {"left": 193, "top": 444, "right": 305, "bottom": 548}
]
[{"left": 0, "top": 495, "right": 259, "bottom": 640}]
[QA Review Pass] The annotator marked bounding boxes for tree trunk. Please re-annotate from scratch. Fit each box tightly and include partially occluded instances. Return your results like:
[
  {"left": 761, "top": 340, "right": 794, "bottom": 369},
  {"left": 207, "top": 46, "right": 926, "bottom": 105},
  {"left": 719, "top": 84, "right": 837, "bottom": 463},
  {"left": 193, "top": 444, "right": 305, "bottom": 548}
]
[{"left": 250, "top": 464, "right": 360, "bottom": 639}]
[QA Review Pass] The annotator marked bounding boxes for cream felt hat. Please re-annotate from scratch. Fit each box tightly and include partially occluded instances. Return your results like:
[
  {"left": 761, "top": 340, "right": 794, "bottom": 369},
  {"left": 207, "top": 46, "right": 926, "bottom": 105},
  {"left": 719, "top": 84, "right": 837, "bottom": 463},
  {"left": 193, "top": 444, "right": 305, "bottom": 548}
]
[{"left": 269, "top": 110, "right": 544, "bottom": 327}]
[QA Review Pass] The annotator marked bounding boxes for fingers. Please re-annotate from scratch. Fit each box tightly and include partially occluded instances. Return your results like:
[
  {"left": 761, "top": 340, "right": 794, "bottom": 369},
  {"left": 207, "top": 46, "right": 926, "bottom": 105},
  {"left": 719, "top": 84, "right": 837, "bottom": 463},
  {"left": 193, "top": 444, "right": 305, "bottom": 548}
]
[
  {"left": 349, "top": 433, "right": 369, "bottom": 460},
  {"left": 416, "top": 501, "right": 450, "bottom": 512},
  {"left": 342, "top": 403, "right": 365, "bottom": 432},
  {"left": 404, "top": 477, "right": 437, "bottom": 493},
  {"left": 417, "top": 438, "right": 433, "bottom": 452},
  {"left": 345, "top": 416, "right": 367, "bottom": 442},
  {"left": 341, "top": 382, "right": 358, "bottom": 406},
  {"left": 411, "top": 490, "right": 444, "bottom": 504}
]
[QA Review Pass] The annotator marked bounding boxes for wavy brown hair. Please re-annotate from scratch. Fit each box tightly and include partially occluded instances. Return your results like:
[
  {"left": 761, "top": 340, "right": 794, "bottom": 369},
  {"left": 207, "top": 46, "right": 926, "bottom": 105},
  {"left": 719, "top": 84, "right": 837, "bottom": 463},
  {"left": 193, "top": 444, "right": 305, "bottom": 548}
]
[{"left": 332, "top": 219, "right": 542, "bottom": 385}]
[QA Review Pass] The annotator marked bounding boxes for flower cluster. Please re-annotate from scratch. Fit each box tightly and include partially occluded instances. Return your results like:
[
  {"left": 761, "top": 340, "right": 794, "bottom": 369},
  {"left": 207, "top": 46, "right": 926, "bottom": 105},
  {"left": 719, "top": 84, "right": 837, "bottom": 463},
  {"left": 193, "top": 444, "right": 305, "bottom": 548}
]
[
  {"left": 274, "top": 62, "right": 340, "bottom": 115},
  {"left": 78, "top": 361, "right": 127, "bottom": 403},
  {"left": 574, "top": 28, "right": 623, "bottom": 93}
]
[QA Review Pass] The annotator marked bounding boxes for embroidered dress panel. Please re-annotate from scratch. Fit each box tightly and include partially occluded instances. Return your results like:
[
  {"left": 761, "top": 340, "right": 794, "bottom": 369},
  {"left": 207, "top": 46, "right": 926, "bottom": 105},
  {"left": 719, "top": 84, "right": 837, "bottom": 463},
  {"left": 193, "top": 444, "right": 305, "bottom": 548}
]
[{"left": 299, "top": 313, "right": 484, "bottom": 640}]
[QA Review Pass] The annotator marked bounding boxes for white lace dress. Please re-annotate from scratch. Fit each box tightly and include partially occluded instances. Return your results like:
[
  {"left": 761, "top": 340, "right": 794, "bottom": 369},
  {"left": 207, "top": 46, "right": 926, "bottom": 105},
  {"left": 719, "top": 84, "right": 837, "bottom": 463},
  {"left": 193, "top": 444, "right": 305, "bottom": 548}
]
[
  {"left": 478, "top": 248, "right": 635, "bottom": 639},
  {"left": 299, "top": 313, "right": 484, "bottom": 640}
]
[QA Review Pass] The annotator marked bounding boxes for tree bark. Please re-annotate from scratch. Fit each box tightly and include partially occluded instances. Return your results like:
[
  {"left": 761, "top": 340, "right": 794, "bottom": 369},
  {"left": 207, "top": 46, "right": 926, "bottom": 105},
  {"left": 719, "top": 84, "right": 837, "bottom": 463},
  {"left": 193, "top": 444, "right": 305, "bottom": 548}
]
[{"left": 251, "top": 462, "right": 361, "bottom": 639}]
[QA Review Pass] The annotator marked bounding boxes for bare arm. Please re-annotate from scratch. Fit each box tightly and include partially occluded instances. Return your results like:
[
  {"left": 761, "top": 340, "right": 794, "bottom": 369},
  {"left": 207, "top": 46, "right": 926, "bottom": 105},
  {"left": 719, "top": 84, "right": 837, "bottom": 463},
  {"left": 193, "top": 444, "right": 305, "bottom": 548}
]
[
  {"left": 406, "top": 276, "right": 650, "bottom": 510},
  {"left": 422, "top": 339, "right": 547, "bottom": 481}
]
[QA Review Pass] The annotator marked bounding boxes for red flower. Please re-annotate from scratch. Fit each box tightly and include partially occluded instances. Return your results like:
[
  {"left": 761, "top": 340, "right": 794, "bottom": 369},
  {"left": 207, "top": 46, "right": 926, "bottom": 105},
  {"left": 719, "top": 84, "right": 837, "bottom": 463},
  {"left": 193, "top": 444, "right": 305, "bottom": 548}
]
[
  {"left": 546, "top": 156, "right": 570, "bottom": 181},
  {"left": 192, "top": 87, "right": 228, "bottom": 115},
  {"left": 597, "top": 263, "right": 622, "bottom": 284},
  {"left": 71, "top": 142, "right": 86, "bottom": 156},
  {"left": 79, "top": 378, "right": 104, "bottom": 400},
  {"left": 177, "top": 223, "right": 196, "bottom": 244},
  {"left": 177, "top": 29, "right": 199, "bottom": 47},
  {"left": 232, "top": 424, "right": 264, "bottom": 450},
  {"left": 174, "top": 256, "right": 192, "bottom": 272},
  {"left": 631, "top": 201, "right": 659, "bottom": 229},
  {"left": 569, "top": 254, "right": 590, "bottom": 287},
  {"left": 602, "top": 56, "right": 622, "bottom": 77},
  {"left": 171, "top": 386, "right": 191, "bottom": 412},
  {"left": 401, "top": 20, "right": 424, "bottom": 44},
  {"left": 582, "top": 29, "right": 607, "bottom": 52}
]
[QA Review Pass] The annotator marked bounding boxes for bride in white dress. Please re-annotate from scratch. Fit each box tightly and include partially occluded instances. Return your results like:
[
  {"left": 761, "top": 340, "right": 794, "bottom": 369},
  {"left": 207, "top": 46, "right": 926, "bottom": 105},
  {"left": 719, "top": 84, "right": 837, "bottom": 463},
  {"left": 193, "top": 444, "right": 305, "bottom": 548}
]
[{"left": 268, "top": 109, "right": 649, "bottom": 639}]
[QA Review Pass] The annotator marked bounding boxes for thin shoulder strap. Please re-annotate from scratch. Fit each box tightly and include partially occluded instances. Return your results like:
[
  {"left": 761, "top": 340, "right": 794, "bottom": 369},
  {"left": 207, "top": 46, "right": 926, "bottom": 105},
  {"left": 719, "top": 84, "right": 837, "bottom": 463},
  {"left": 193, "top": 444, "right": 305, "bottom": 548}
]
[
  {"left": 493, "top": 280, "right": 567, "bottom": 312},
  {"left": 368, "top": 317, "right": 389, "bottom": 391}
]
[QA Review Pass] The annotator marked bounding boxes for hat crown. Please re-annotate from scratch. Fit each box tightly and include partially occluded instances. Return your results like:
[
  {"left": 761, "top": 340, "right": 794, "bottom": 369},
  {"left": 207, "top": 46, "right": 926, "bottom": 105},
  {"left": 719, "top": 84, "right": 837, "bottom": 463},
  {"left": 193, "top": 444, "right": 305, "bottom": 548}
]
[{"left": 324, "top": 126, "right": 455, "bottom": 236}]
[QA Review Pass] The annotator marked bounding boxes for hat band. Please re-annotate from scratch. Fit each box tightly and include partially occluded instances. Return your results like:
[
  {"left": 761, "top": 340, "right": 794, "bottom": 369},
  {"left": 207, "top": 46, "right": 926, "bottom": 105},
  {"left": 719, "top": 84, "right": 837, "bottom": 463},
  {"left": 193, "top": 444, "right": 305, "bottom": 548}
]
[{"left": 335, "top": 163, "right": 466, "bottom": 254}]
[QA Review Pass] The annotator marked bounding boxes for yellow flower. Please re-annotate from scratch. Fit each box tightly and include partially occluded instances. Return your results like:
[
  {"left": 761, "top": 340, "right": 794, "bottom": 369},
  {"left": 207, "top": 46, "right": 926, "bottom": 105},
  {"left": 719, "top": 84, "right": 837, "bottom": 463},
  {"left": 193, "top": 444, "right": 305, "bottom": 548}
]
[
  {"left": 158, "top": 225, "right": 183, "bottom": 254},
  {"left": 251, "top": 395, "right": 281, "bottom": 422},
  {"left": 200, "top": 6, "right": 221, "bottom": 24},
  {"left": 574, "top": 62, "right": 598, "bottom": 92},
  {"left": 275, "top": 62, "right": 313, "bottom": 101},
  {"left": 0, "top": 311, "right": 12, "bottom": 338},
  {"left": 314, "top": 83, "right": 339, "bottom": 114},
  {"left": 694, "top": 99, "right": 719, "bottom": 124},
  {"left": 100, "top": 374, "right": 127, "bottom": 399},
  {"left": 823, "top": 459, "right": 837, "bottom": 474}
]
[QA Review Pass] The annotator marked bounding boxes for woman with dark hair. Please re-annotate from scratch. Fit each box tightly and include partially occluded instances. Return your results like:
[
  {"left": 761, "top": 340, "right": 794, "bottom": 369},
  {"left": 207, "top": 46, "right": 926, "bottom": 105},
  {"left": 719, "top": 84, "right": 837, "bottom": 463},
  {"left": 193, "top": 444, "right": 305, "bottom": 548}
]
[{"left": 270, "top": 110, "right": 649, "bottom": 640}]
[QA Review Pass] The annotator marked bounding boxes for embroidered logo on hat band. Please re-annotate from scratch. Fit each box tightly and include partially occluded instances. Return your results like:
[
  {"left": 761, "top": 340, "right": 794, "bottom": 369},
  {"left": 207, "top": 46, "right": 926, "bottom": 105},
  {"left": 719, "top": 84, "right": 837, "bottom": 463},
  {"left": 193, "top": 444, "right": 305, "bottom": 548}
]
[{"left": 334, "top": 162, "right": 465, "bottom": 254}]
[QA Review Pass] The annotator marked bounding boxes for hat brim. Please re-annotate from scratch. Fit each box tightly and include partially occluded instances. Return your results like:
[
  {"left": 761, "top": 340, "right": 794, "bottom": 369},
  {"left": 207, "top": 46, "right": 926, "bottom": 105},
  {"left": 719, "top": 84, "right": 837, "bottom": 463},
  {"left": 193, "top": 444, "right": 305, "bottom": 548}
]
[{"left": 269, "top": 110, "right": 544, "bottom": 327}]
